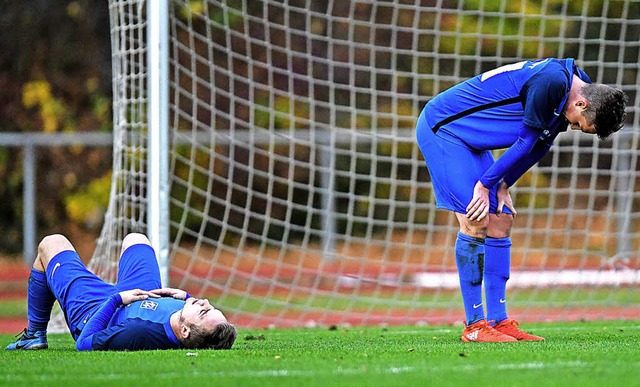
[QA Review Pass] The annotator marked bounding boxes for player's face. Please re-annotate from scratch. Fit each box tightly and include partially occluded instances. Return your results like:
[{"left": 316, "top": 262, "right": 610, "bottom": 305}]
[
  {"left": 564, "top": 102, "right": 596, "bottom": 134},
  {"left": 180, "top": 297, "right": 227, "bottom": 330}
]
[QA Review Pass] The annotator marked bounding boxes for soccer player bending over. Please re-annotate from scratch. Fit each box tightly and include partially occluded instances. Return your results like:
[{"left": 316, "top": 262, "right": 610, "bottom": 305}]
[
  {"left": 416, "top": 58, "right": 627, "bottom": 342},
  {"left": 6, "top": 233, "right": 237, "bottom": 351}
]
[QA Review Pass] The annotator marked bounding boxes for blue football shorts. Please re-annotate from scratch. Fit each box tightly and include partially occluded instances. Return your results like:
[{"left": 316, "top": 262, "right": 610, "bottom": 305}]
[
  {"left": 45, "top": 243, "right": 162, "bottom": 339},
  {"left": 416, "top": 109, "right": 513, "bottom": 216}
]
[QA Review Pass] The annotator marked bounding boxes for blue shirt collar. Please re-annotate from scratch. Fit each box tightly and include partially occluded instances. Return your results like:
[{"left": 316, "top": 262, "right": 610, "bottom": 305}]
[{"left": 554, "top": 58, "right": 592, "bottom": 117}]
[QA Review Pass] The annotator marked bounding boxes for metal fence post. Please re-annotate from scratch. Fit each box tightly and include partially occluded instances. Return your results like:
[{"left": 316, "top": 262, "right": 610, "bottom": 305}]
[{"left": 23, "top": 142, "right": 36, "bottom": 265}]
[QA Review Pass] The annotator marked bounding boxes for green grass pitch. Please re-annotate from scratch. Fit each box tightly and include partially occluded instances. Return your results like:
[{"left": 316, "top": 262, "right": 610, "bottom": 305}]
[{"left": 1, "top": 321, "right": 640, "bottom": 386}]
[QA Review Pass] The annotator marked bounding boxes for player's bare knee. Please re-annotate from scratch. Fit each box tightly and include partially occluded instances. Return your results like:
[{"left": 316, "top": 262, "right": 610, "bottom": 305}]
[
  {"left": 459, "top": 225, "right": 488, "bottom": 238},
  {"left": 121, "top": 233, "right": 151, "bottom": 254},
  {"left": 37, "top": 234, "right": 75, "bottom": 269},
  {"left": 457, "top": 214, "right": 489, "bottom": 239},
  {"left": 487, "top": 214, "right": 514, "bottom": 238}
]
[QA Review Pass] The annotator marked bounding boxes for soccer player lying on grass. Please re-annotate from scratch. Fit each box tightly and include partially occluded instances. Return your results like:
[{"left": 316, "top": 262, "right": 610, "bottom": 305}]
[
  {"left": 416, "top": 58, "right": 627, "bottom": 342},
  {"left": 6, "top": 233, "right": 237, "bottom": 351}
]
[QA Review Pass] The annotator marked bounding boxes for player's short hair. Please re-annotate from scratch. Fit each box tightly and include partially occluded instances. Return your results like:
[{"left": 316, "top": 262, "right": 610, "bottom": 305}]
[
  {"left": 581, "top": 83, "right": 627, "bottom": 140},
  {"left": 184, "top": 322, "right": 237, "bottom": 350}
]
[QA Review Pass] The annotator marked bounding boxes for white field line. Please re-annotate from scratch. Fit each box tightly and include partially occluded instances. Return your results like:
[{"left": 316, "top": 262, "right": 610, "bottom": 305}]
[{"left": 409, "top": 270, "right": 640, "bottom": 289}]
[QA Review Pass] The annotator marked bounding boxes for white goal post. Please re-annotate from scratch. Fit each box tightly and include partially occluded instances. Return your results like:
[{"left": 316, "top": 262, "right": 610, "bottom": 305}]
[{"left": 62, "top": 0, "right": 640, "bottom": 329}]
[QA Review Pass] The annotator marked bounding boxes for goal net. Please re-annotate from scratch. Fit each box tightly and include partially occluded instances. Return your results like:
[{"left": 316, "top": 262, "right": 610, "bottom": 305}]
[{"left": 88, "top": 0, "right": 640, "bottom": 328}]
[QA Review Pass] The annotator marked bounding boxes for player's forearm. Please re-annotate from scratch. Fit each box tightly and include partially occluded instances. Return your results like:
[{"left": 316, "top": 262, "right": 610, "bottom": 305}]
[
  {"left": 503, "top": 141, "right": 552, "bottom": 186},
  {"left": 480, "top": 134, "right": 537, "bottom": 189},
  {"left": 75, "top": 293, "right": 123, "bottom": 351}
]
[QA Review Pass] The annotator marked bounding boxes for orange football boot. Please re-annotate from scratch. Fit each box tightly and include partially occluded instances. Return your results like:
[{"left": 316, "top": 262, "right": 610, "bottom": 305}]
[
  {"left": 493, "top": 319, "right": 545, "bottom": 341},
  {"left": 461, "top": 320, "right": 518, "bottom": 343}
]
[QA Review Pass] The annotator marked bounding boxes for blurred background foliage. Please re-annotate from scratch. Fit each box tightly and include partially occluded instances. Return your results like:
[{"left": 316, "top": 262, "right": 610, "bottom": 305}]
[{"left": 0, "top": 1, "right": 112, "bottom": 255}]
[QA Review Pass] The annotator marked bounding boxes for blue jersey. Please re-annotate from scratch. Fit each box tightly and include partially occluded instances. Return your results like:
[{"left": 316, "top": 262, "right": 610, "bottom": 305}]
[
  {"left": 76, "top": 295, "right": 184, "bottom": 351},
  {"left": 419, "top": 58, "right": 591, "bottom": 189},
  {"left": 46, "top": 244, "right": 188, "bottom": 351},
  {"left": 425, "top": 58, "right": 590, "bottom": 147}
]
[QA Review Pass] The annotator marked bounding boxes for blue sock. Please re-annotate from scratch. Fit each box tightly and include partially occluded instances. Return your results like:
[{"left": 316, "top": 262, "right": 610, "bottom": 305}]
[
  {"left": 27, "top": 268, "right": 56, "bottom": 332},
  {"left": 484, "top": 236, "right": 511, "bottom": 325},
  {"left": 455, "top": 232, "right": 485, "bottom": 325}
]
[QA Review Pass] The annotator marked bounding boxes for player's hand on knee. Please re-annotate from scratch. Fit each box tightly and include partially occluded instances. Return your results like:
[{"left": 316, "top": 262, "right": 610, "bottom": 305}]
[
  {"left": 119, "top": 289, "right": 159, "bottom": 305},
  {"left": 496, "top": 181, "right": 517, "bottom": 217},
  {"left": 466, "top": 181, "right": 490, "bottom": 221},
  {"left": 149, "top": 287, "right": 189, "bottom": 300},
  {"left": 497, "top": 199, "right": 517, "bottom": 217}
]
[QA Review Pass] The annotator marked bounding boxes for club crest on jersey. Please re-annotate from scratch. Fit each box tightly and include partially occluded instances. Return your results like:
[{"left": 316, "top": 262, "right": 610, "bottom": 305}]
[{"left": 140, "top": 300, "right": 158, "bottom": 310}]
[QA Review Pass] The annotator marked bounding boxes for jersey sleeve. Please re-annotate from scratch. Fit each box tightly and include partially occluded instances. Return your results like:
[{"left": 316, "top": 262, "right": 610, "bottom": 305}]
[
  {"left": 503, "top": 131, "right": 559, "bottom": 187},
  {"left": 520, "top": 70, "right": 569, "bottom": 130},
  {"left": 75, "top": 293, "right": 123, "bottom": 351},
  {"left": 79, "top": 319, "right": 177, "bottom": 351},
  {"left": 479, "top": 124, "right": 541, "bottom": 189}
]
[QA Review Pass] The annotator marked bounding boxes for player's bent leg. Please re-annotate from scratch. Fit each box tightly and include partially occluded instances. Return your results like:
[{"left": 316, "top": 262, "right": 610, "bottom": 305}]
[
  {"left": 121, "top": 233, "right": 152, "bottom": 255},
  {"left": 35, "top": 234, "right": 76, "bottom": 272},
  {"left": 116, "top": 233, "right": 162, "bottom": 292},
  {"left": 5, "top": 234, "right": 72, "bottom": 350}
]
